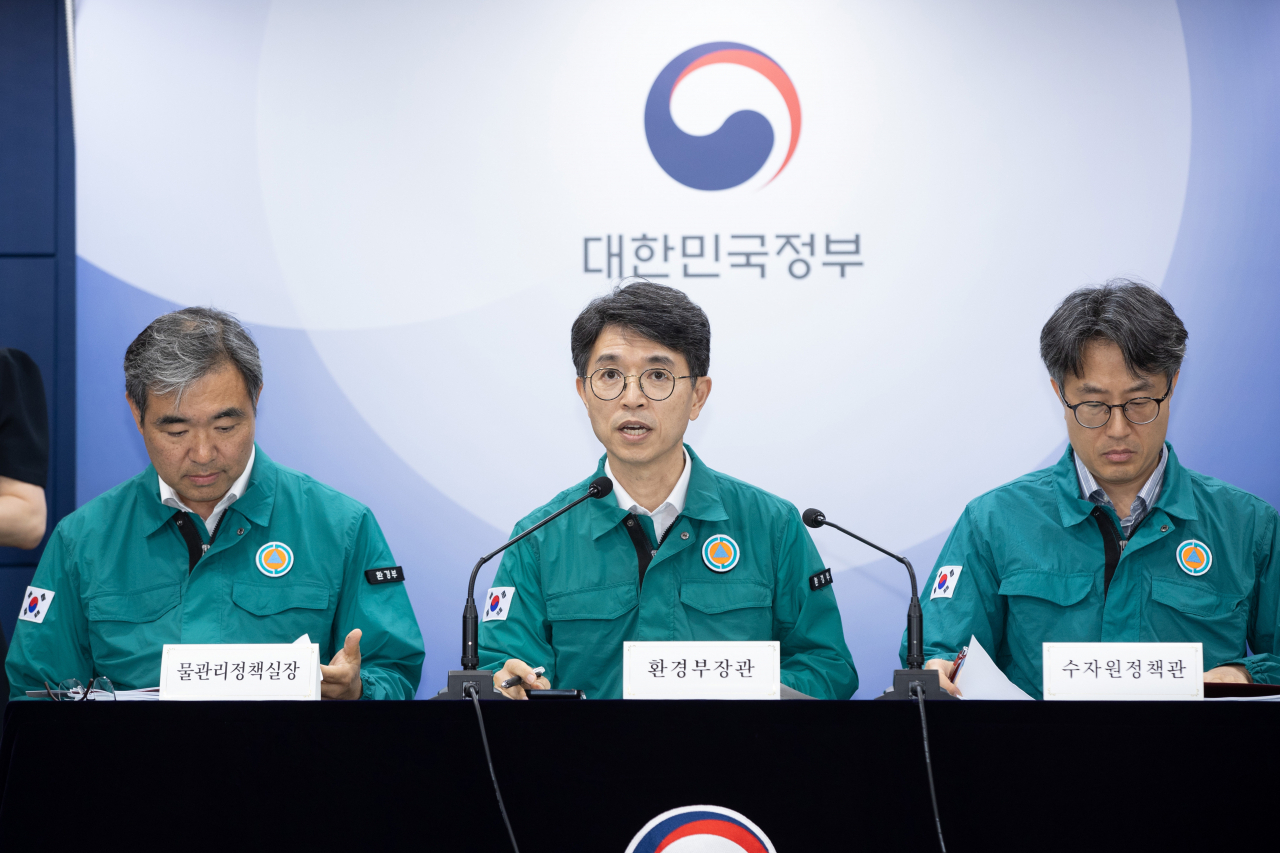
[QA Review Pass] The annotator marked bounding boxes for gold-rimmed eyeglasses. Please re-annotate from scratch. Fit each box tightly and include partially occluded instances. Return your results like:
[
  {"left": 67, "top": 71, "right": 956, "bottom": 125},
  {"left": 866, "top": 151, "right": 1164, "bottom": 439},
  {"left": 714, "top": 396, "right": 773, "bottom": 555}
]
[{"left": 581, "top": 367, "right": 694, "bottom": 402}]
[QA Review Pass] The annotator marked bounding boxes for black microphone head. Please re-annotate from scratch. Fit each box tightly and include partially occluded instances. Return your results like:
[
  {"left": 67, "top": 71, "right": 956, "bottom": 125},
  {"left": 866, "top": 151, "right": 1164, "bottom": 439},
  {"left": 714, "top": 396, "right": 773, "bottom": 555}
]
[
  {"left": 588, "top": 476, "right": 614, "bottom": 499},
  {"left": 801, "top": 508, "right": 826, "bottom": 529}
]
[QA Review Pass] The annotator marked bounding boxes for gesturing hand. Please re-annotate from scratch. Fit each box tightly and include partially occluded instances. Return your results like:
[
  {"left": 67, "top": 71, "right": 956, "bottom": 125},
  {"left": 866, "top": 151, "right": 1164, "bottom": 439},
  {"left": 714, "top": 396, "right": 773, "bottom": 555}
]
[{"left": 321, "top": 628, "right": 363, "bottom": 700}]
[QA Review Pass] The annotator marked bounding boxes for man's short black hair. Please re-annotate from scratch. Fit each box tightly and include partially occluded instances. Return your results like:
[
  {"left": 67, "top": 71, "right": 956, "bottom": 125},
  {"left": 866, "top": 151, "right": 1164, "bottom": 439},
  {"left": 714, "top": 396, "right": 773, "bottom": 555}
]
[
  {"left": 571, "top": 279, "right": 711, "bottom": 379},
  {"left": 1039, "top": 279, "right": 1188, "bottom": 387}
]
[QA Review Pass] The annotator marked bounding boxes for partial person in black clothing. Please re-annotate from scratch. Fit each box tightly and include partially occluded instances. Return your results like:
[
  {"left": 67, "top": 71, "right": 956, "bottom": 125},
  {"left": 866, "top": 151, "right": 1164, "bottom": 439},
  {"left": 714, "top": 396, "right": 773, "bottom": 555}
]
[
  {"left": 0, "top": 348, "right": 49, "bottom": 711},
  {"left": 0, "top": 348, "right": 49, "bottom": 550}
]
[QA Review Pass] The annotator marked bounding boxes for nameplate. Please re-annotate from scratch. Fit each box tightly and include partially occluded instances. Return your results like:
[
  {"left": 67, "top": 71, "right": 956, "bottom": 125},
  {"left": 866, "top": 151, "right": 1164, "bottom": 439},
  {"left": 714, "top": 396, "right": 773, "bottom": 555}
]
[
  {"left": 159, "top": 643, "right": 321, "bottom": 701},
  {"left": 1042, "top": 642, "right": 1203, "bottom": 701},
  {"left": 623, "top": 641, "right": 780, "bottom": 700}
]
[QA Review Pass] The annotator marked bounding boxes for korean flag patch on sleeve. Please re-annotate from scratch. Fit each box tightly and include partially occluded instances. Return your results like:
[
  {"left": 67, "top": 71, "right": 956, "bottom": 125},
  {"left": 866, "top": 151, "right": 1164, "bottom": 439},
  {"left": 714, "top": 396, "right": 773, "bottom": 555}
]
[
  {"left": 930, "top": 566, "right": 963, "bottom": 600},
  {"left": 482, "top": 587, "right": 515, "bottom": 622},
  {"left": 18, "top": 586, "right": 54, "bottom": 624}
]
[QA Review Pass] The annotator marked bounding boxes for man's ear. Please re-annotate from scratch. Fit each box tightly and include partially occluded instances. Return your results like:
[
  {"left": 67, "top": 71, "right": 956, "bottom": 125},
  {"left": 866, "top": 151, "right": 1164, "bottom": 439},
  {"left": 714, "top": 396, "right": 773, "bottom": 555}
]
[
  {"left": 126, "top": 393, "right": 145, "bottom": 435},
  {"left": 575, "top": 376, "right": 590, "bottom": 410},
  {"left": 688, "top": 376, "right": 713, "bottom": 421}
]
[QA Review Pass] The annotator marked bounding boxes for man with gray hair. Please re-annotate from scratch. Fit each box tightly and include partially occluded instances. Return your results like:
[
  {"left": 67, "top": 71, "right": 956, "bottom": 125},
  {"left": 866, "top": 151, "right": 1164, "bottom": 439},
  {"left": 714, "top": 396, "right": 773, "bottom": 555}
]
[
  {"left": 908, "top": 280, "right": 1280, "bottom": 698},
  {"left": 6, "top": 308, "right": 424, "bottom": 700}
]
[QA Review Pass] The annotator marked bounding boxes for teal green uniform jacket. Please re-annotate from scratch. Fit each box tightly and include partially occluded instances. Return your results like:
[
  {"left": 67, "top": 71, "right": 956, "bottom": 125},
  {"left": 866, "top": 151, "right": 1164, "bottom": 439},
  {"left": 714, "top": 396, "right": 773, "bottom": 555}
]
[
  {"left": 7, "top": 447, "right": 425, "bottom": 700},
  {"left": 902, "top": 443, "right": 1280, "bottom": 698},
  {"left": 479, "top": 446, "right": 858, "bottom": 700}
]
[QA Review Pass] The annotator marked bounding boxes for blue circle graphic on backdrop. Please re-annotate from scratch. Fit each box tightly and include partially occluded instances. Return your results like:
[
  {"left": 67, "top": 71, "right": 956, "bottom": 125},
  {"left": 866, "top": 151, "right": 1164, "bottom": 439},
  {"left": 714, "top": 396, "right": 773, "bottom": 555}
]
[{"left": 644, "top": 42, "right": 802, "bottom": 190}]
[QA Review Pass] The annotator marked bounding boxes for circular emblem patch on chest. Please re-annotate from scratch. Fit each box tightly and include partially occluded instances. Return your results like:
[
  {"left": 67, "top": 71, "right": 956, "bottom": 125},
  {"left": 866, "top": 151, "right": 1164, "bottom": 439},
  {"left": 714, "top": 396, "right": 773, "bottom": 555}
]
[
  {"left": 701, "top": 534, "right": 740, "bottom": 573},
  {"left": 256, "top": 541, "right": 295, "bottom": 577},
  {"left": 1176, "top": 539, "right": 1212, "bottom": 577}
]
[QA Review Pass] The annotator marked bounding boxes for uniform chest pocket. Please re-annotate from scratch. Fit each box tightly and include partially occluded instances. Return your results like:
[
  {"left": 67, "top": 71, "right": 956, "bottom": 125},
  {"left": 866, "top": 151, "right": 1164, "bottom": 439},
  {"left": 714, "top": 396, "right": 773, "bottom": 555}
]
[
  {"left": 997, "top": 571, "right": 1093, "bottom": 606},
  {"left": 231, "top": 582, "right": 330, "bottom": 616},
  {"left": 545, "top": 582, "right": 637, "bottom": 622},
  {"left": 680, "top": 581, "right": 773, "bottom": 641},
  {"left": 86, "top": 583, "right": 183, "bottom": 673},
  {"left": 1147, "top": 578, "right": 1248, "bottom": 661},
  {"left": 544, "top": 582, "right": 637, "bottom": 666},
  {"left": 225, "top": 582, "right": 333, "bottom": 645},
  {"left": 88, "top": 583, "right": 182, "bottom": 623},
  {"left": 997, "top": 571, "right": 1095, "bottom": 640}
]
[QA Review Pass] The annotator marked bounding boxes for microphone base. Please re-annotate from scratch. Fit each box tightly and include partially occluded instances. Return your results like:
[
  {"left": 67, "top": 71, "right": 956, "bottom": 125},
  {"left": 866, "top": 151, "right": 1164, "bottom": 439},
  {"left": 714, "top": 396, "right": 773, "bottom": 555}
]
[
  {"left": 874, "top": 668, "right": 958, "bottom": 701},
  {"left": 429, "top": 669, "right": 510, "bottom": 701}
]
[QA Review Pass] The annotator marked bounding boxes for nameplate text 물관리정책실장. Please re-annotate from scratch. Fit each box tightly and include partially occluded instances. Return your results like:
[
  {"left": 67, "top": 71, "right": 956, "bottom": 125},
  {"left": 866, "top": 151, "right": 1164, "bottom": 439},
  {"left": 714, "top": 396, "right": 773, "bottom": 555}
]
[{"left": 159, "top": 641, "right": 321, "bottom": 700}]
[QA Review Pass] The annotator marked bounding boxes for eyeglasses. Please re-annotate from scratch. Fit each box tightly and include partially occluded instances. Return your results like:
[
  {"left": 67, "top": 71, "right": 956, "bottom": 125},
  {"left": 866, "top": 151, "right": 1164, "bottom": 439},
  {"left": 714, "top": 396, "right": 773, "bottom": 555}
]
[
  {"left": 44, "top": 677, "right": 116, "bottom": 701},
  {"left": 1059, "top": 378, "right": 1172, "bottom": 429},
  {"left": 582, "top": 367, "right": 694, "bottom": 402}
]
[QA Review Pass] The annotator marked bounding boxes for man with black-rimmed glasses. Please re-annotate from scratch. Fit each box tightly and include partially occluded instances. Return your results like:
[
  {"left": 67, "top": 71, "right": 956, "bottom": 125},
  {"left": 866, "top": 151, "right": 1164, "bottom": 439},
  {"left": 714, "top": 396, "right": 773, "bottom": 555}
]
[
  {"left": 913, "top": 280, "right": 1280, "bottom": 698},
  {"left": 480, "top": 279, "right": 858, "bottom": 700}
]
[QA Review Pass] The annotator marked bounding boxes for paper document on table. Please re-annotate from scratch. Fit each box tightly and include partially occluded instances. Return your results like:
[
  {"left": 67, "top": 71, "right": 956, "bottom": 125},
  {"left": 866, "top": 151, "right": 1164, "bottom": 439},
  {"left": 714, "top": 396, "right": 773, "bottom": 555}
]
[{"left": 954, "top": 635, "right": 1033, "bottom": 700}]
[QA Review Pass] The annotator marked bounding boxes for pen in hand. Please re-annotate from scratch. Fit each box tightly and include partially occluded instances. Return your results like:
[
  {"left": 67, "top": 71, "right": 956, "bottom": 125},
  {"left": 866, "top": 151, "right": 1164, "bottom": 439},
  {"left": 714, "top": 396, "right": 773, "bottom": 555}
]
[
  {"left": 501, "top": 666, "right": 545, "bottom": 689},
  {"left": 947, "top": 647, "right": 969, "bottom": 682}
]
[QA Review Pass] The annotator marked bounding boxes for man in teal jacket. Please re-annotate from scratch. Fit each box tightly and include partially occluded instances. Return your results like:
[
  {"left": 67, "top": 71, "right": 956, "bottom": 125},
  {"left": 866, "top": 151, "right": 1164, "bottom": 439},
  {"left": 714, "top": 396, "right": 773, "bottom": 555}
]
[
  {"left": 481, "top": 281, "right": 857, "bottom": 700},
  {"left": 909, "top": 281, "right": 1280, "bottom": 698},
  {"left": 7, "top": 308, "right": 424, "bottom": 700}
]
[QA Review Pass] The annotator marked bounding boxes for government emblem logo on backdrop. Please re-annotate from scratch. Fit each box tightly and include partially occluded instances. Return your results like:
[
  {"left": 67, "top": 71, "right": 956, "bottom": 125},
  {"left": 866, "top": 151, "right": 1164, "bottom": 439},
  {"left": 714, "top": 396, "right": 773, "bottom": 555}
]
[
  {"left": 702, "top": 534, "right": 740, "bottom": 573},
  {"left": 644, "top": 42, "right": 801, "bottom": 190},
  {"left": 256, "top": 542, "right": 294, "bottom": 577},
  {"left": 1176, "top": 540, "right": 1212, "bottom": 576},
  {"left": 626, "top": 805, "right": 776, "bottom": 853}
]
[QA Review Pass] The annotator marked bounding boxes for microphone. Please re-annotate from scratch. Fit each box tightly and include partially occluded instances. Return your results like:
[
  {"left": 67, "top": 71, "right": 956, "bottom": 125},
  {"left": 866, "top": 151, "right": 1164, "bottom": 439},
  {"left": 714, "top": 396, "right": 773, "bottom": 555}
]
[
  {"left": 436, "top": 476, "right": 614, "bottom": 701},
  {"left": 803, "top": 508, "right": 954, "bottom": 701}
]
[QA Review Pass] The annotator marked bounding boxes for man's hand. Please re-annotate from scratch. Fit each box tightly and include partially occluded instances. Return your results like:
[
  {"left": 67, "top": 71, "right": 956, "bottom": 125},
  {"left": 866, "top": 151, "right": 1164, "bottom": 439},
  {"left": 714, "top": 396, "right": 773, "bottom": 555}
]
[
  {"left": 321, "top": 628, "right": 363, "bottom": 700},
  {"left": 1204, "top": 664, "right": 1252, "bottom": 684},
  {"left": 925, "top": 657, "right": 962, "bottom": 697},
  {"left": 493, "top": 658, "right": 550, "bottom": 700}
]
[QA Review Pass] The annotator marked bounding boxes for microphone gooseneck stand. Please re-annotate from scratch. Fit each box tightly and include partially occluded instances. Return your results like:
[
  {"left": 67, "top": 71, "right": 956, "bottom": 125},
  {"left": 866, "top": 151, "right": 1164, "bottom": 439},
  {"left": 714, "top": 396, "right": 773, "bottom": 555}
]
[
  {"left": 436, "top": 476, "right": 614, "bottom": 702},
  {"left": 800, "top": 507, "right": 953, "bottom": 700},
  {"left": 802, "top": 507, "right": 950, "bottom": 852},
  {"left": 438, "top": 477, "right": 614, "bottom": 853}
]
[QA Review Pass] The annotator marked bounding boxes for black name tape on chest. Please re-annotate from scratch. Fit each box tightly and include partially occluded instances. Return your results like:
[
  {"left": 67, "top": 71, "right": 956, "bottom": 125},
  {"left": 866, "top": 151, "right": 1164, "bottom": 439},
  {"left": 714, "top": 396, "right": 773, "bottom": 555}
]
[
  {"left": 809, "top": 568, "right": 833, "bottom": 591},
  {"left": 364, "top": 566, "right": 405, "bottom": 585}
]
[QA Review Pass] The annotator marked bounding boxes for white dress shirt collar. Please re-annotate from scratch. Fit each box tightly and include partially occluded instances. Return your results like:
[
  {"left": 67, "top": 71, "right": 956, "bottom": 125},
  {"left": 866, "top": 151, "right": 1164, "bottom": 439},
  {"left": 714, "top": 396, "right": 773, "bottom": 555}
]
[
  {"left": 605, "top": 447, "right": 692, "bottom": 543},
  {"left": 159, "top": 446, "right": 256, "bottom": 536}
]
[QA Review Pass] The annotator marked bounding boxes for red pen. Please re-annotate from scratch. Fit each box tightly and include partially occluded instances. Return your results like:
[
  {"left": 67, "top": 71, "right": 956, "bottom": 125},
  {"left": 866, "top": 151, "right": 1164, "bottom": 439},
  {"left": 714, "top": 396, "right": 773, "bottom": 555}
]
[{"left": 947, "top": 646, "right": 969, "bottom": 681}]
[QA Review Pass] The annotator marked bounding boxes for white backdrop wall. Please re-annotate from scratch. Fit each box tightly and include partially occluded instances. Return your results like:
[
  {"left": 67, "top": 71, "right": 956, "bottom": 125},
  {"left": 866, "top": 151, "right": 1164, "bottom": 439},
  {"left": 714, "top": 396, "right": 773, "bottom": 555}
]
[{"left": 73, "top": 0, "right": 1198, "bottom": 696}]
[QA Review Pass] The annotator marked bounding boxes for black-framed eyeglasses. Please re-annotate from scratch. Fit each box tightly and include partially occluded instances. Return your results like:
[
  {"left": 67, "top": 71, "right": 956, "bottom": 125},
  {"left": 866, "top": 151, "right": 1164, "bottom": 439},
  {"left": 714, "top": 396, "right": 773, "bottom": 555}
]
[
  {"left": 581, "top": 367, "right": 694, "bottom": 402},
  {"left": 1059, "top": 377, "right": 1172, "bottom": 429}
]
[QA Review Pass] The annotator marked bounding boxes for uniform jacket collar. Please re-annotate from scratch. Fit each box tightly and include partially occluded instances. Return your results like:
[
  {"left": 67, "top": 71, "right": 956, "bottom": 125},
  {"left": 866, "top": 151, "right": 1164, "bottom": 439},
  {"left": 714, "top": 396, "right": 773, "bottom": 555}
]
[
  {"left": 587, "top": 444, "right": 728, "bottom": 540},
  {"left": 1054, "top": 441, "right": 1196, "bottom": 528},
  {"left": 139, "top": 444, "right": 277, "bottom": 535}
]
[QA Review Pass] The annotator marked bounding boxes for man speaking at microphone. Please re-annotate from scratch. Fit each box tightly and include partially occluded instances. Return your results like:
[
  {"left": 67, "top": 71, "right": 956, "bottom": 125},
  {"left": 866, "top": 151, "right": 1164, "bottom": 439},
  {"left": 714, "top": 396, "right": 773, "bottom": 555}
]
[
  {"left": 7, "top": 308, "right": 424, "bottom": 700},
  {"left": 912, "top": 281, "right": 1280, "bottom": 698},
  {"left": 481, "top": 280, "right": 857, "bottom": 700}
]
